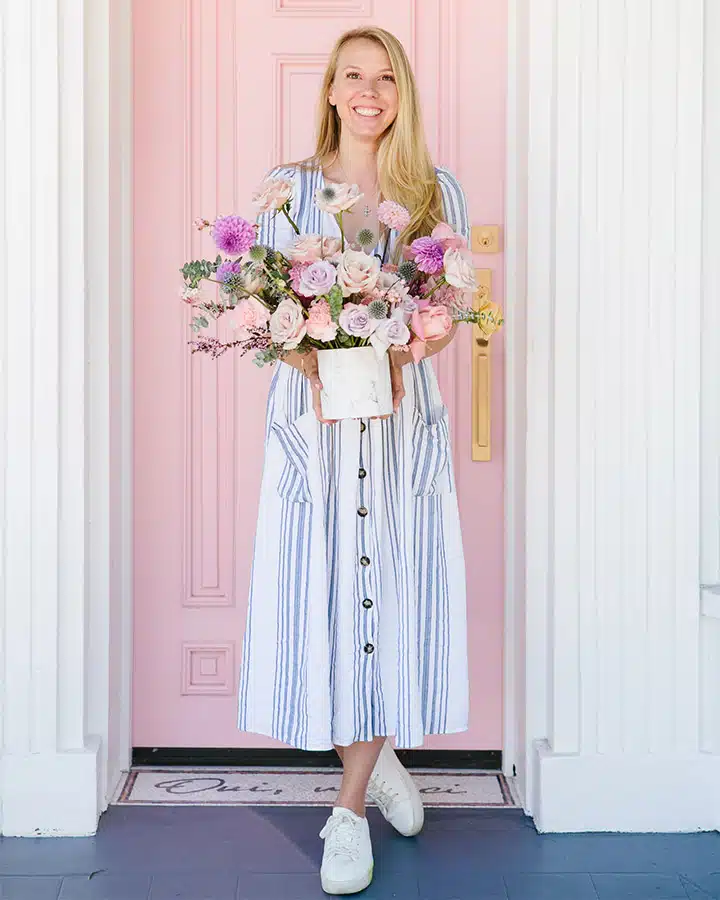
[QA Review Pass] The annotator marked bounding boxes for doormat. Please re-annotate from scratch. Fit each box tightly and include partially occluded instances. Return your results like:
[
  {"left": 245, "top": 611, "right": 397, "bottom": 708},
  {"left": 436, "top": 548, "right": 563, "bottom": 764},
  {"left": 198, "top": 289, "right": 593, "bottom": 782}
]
[{"left": 113, "top": 768, "right": 519, "bottom": 809}]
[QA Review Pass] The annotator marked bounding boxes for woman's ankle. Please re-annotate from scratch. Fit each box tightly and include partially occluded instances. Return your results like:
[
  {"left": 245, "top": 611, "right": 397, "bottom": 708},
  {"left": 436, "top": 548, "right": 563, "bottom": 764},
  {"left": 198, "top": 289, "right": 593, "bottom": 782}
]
[{"left": 335, "top": 798, "right": 366, "bottom": 818}]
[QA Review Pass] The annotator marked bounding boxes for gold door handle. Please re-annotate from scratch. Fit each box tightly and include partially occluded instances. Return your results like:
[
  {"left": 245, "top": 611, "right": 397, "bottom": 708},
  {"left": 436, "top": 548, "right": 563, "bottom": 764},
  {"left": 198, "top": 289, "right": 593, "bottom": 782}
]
[{"left": 472, "top": 269, "right": 493, "bottom": 462}]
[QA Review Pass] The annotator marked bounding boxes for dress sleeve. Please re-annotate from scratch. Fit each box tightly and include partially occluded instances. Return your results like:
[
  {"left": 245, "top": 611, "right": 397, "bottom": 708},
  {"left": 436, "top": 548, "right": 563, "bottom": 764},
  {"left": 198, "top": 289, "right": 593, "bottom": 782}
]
[
  {"left": 254, "top": 164, "right": 299, "bottom": 253},
  {"left": 435, "top": 167, "right": 471, "bottom": 245}
]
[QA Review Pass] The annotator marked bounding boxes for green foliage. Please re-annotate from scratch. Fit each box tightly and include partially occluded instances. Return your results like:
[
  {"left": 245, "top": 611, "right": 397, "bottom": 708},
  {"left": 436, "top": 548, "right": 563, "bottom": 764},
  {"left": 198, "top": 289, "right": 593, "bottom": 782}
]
[
  {"left": 328, "top": 284, "right": 343, "bottom": 322},
  {"left": 180, "top": 255, "right": 222, "bottom": 289}
]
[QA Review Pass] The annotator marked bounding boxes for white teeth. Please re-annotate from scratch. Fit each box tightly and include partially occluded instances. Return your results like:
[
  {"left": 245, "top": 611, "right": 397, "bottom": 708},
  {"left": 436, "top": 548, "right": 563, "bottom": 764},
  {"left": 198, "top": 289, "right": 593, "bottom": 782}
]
[{"left": 354, "top": 107, "right": 382, "bottom": 117}]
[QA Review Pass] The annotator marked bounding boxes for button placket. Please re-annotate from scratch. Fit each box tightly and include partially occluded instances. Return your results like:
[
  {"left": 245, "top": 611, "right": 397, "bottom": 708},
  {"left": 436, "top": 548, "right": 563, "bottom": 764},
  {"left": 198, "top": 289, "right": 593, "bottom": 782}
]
[{"left": 357, "top": 417, "right": 375, "bottom": 660}]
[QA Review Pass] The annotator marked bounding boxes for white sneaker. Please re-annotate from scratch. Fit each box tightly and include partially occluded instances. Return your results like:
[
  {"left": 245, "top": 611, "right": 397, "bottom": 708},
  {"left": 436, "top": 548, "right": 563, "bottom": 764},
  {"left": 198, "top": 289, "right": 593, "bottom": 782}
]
[
  {"left": 367, "top": 740, "right": 424, "bottom": 837},
  {"left": 319, "top": 806, "right": 374, "bottom": 895}
]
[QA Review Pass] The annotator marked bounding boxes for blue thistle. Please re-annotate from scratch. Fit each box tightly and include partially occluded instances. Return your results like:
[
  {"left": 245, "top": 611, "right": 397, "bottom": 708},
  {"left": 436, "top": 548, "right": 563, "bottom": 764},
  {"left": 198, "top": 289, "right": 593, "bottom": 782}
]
[
  {"left": 357, "top": 228, "right": 376, "bottom": 248},
  {"left": 368, "top": 299, "right": 389, "bottom": 319},
  {"left": 249, "top": 245, "right": 267, "bottom": 263},
  {"left": 398, "top": 260, "right": 417, "bottom": 281}
]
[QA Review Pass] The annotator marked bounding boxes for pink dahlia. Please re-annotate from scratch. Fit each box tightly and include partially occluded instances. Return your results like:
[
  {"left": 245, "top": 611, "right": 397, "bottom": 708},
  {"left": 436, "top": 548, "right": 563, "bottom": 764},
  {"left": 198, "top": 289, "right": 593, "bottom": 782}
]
[
  {"left": 410, "top": 237, "right": 445, "bottom": 275},
  {"left": 212, "top": 215, "right": 255, "bottom": 256},
  {"left": 378, "top": 200, "right": 411, "bottom": 233}
]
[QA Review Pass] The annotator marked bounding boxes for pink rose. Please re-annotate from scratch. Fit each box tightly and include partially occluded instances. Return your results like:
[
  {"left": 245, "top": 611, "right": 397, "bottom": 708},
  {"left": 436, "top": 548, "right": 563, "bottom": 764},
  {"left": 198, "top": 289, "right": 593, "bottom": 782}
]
[
  {"left": 306, "top": 300, "right": 338, "bottom": 342},
  {"left": 287, "top": 234, "right": 342, "bottom": 263},
  {"left": 443, "top": 248, "right": 477, "bottom": 291},
  {"left": 419, "top": 304, "right": 454, "bottom": 341},
  {"left": 251, "top": 177, "right": 294, "bottom": 213},
  {"left": 315, "top": 182, "right": 363, "bottom": 215},
  {"left": 431, "top": 222, "right": 467, "bottom": 251},
  {"left": 269, "top": 298, "right": 307, "bottom": 350},
  {"left": 336, "top": 249, "right": 381, "bottom": 297},
  {"left": 233, "top": 297, "right": 270, "bottom": 338}
]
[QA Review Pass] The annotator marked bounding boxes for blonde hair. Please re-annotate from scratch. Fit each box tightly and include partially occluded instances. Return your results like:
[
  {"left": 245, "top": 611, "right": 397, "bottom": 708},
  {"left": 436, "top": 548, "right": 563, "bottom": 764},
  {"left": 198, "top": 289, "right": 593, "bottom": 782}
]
[{"left": 301, "top": 26, "right": 443, "bottom": 253}]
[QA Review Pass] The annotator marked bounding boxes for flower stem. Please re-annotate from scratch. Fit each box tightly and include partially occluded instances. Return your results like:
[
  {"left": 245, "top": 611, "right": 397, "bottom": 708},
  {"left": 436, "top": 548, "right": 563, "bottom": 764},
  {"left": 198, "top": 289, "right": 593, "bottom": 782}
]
[
  {"left": 424, "top": 275, "right": 447, "bottom": 300},
  {"left": 336, "top": 212, "right": 345, "bottom": 251},
  {"left": 280, "top": 202, "right": 300, "bottom": 235}
]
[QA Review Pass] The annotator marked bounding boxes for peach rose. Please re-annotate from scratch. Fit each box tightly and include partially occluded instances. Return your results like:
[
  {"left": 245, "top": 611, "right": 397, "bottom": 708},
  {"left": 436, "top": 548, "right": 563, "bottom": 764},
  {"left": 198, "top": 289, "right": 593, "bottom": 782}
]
[
  {"left": 233, "top": 297, "right": 270, "bottom": 338},
  {"left": 336, "top": 249, "right": 381, "bottom": 297},
  {"left": 269, "top": 298, "right": 307, "bottom": 350},
  {"left": 419, "top": 304, "right": 454, "bottom": 341},
  {"left": 286, "top": 234, "right": 342, "bottom": 263},
  {"left": 306, "top": 300, "right": 338, "bottom": 342},
  {"left": 251, "top": 177, "right": 294, "bottom": 213},
  {"left": 443, "top": 248, "right": 477, "bottom": 291},
  {"left": 431, "top": 222, "right": 467, "bottom": 251}
]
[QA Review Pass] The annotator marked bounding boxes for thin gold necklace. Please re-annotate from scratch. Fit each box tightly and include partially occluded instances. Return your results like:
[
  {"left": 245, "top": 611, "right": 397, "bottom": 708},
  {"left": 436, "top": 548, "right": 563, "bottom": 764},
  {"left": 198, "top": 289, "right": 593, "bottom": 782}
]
[{"left": 334, "top": 155, "right": 378, "bottom": 218}]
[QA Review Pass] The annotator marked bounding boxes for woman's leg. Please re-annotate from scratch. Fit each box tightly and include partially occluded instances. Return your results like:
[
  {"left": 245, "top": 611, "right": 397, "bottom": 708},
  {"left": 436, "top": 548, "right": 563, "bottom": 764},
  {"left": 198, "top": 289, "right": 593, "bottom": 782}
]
[{"left": 333, "top": 737, "right": 386, "bottom": 817}]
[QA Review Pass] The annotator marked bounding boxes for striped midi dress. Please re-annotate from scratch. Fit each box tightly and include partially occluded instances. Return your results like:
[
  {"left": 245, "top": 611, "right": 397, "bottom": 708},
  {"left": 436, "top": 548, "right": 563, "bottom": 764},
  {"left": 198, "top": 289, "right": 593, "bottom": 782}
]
[{"left": 237, "top": 163, "right": 470, "bottom": 750}]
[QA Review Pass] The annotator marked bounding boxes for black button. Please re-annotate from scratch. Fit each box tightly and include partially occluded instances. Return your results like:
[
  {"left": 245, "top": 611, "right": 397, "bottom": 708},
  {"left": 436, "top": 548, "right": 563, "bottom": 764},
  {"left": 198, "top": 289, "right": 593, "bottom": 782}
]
[
  {"left": 358, "top": 468, "right": 367, "bottom": 479},
  {"left": 360, "top": 421, "right": 367, "bottom": 432},
  {"left": 362, "top": 598, "right": 373, "bottom": 609},
  {"left": 358, "top": 506, "right": 368, "bottom": 517},
  {"left": 364, "top": 642, "right": 375, "bottom": 654},
  {"left": 360, "top": 555, "right": 370, "bottom": 566}
]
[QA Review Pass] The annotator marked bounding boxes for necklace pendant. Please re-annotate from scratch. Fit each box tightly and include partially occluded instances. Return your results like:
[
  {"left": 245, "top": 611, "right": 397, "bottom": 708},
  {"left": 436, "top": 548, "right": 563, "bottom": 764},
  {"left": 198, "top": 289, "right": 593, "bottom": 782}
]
[{"left": 363, "top": 204, "right": 371, "bottom": 217}]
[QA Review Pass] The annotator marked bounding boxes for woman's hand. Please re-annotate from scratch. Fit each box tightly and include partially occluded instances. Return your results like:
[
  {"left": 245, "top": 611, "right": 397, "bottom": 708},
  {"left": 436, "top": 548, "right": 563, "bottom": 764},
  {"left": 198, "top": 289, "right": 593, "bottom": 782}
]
[
  {"left": 301, "top": 350, "right": 338, "bottom": 425},
  {"left": 389, "top": 353, "right": 407, "bottom": 411}
]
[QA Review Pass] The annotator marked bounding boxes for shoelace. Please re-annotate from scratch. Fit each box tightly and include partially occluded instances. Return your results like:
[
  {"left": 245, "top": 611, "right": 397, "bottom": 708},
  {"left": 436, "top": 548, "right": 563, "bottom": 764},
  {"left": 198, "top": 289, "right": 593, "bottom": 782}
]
[
  {"left": 319, "top": 813, "right": 361, "bottom": 862},
  {"left": 367, "top": 776, "right": 400, "bottom": 816}
]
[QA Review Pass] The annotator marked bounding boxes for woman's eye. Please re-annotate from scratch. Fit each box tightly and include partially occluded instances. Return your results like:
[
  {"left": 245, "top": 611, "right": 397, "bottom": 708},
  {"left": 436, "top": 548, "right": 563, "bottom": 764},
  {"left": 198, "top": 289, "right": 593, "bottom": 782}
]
[
  {"left": 346, "top": 72, "right": 360, "bottom": 79},
  {"left": 381, "top": 74, "right": 395, "bottom": 82}
]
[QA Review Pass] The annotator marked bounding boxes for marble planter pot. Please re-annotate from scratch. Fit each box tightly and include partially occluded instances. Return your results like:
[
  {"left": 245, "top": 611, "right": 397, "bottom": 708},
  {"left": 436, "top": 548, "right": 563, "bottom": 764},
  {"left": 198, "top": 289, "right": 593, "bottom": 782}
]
[{"left": 316, "top": 346, "right": 393, "bottom": 420}]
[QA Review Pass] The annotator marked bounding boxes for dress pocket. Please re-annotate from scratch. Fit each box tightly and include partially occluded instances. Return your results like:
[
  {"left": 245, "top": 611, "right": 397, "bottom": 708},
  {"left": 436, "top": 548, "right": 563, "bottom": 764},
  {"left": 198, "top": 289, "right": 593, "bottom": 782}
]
[
  {"left": 411, "top": 404, "right": 453, "bottom": 496},
  {"left": 271, "top": 414, "right": 313, "bottom": 504}
]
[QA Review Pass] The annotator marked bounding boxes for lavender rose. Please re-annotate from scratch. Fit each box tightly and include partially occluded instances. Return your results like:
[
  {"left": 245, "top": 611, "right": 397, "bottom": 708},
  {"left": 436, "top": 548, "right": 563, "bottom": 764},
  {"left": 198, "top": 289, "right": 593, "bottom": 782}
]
[
  {"left": 338, "top": 302, "right": 379, "bottom": 339},
  {"left": 270, "top": 298, "right": 307, "bottom": 350},
  {"left": 370, "top": 317, "right": 411, "bottom": 356},
  {"left": 298, "top": 259, "right": 337, "bottom": 297}
]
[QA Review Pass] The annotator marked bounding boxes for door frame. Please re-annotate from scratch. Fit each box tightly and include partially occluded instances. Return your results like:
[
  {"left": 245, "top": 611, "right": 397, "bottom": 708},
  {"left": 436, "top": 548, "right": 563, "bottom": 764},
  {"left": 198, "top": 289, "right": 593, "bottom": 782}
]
[{"left": 104, "top": 0, "right": 531, "bottom": 812}]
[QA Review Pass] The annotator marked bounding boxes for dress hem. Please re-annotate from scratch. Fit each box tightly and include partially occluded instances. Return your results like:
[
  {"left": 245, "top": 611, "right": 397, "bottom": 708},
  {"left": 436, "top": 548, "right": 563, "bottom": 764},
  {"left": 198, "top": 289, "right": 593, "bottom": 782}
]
[{"left": 237, "top": 721, "right": 470, "bottom": 753}]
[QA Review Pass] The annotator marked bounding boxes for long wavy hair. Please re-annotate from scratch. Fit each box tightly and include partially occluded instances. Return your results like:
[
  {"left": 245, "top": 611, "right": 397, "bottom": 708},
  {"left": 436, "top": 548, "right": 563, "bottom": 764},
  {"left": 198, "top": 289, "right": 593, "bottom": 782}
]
[{"left": 299, "top": 26, "right": 443, "bottom": 253}]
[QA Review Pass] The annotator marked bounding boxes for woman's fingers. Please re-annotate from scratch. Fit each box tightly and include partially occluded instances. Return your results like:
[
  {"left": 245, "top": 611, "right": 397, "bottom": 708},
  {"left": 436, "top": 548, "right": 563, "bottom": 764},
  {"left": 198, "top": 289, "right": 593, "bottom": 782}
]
[
  {"left": 311, "top": 383, "right": 337, "bottom": 425},
  {"left": 303, "top": 350, "right": 323, "bottom": 391},
  {"left": 390, "top": 363, "right": 406, "bottom": 411}
]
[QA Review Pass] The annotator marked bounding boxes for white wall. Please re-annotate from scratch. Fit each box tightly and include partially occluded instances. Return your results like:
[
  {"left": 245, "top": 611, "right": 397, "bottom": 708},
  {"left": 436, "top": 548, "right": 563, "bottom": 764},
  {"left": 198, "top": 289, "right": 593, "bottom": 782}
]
[
  {"left": 508, "top": 0, "right": 720, "bottom": 831},
  {"left": 0, "top": 0, "right": 133, "bottom": 836}
]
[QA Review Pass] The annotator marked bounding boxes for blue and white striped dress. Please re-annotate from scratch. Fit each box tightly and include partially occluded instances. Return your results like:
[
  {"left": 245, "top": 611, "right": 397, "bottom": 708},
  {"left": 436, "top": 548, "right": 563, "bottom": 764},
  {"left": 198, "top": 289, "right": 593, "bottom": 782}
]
[{"left": 237, "top": 164, "right": 470, "bottom": 750}]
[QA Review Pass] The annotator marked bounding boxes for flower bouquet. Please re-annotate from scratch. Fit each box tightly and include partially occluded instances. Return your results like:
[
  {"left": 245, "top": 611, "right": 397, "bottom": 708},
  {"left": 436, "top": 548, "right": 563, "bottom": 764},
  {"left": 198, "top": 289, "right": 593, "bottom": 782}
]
[{"left": 180, "top": 176, "right": 503, "bottom": 420}]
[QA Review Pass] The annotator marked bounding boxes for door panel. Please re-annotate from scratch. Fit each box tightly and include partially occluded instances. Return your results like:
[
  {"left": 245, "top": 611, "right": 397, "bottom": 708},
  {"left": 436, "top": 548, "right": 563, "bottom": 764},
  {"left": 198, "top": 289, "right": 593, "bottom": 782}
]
[{"left": 133, "top": 0, "right": 506, "bottom": 749}]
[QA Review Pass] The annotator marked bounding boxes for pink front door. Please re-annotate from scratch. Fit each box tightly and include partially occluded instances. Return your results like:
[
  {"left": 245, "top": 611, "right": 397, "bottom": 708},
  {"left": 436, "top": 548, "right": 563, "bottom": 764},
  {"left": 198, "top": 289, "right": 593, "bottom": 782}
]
[{"left": 133, "top": 0, "right": 506, "bottom": 751}]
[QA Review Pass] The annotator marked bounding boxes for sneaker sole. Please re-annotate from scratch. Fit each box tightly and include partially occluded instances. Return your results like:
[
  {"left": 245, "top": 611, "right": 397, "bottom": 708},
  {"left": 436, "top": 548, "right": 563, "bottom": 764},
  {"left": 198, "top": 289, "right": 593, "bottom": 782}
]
[
  {"left": 321, "top": 863, "right": 373, "bottom": 895},
  {"left": 376, "top": 746, "right": 425, "bottom": 837},
  {"left": 393, "top": 760, "right": 424, "bottom": 836}
]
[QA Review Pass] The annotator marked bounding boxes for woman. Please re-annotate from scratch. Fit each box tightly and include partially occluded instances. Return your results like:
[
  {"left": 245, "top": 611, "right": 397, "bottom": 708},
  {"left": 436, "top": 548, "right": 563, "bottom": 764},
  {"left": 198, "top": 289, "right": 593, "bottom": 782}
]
[{"left": 237, "top": 26, "right": 470, "bottom": 895}]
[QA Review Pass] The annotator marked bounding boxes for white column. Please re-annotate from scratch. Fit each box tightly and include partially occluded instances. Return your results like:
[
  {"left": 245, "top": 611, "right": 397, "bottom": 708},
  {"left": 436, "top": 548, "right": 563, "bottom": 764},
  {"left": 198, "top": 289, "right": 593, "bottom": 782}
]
[
  {"left": 0, "top": 0, "right": 132, "bottom": 836},
  {"left": 508, "top": 0, "right": 720, "bottom": 831}
]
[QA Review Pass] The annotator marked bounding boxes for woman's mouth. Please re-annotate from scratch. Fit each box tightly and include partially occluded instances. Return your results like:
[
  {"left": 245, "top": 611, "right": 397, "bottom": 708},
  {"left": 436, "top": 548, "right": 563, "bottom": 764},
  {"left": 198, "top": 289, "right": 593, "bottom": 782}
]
[{"left": 352, "top": 106, "right": 383, "bottom": 118}]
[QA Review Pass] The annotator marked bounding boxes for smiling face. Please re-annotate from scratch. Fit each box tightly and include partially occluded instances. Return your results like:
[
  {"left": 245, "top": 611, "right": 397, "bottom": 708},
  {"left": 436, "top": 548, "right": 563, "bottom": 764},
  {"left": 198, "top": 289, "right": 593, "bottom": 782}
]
[{"left": 328, "top": 38, "right": 399, "bottom": 144}]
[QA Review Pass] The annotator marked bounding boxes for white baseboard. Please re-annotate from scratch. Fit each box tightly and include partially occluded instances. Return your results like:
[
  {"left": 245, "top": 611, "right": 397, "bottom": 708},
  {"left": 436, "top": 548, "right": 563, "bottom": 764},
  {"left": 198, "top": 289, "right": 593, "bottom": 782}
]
[
  {"left": 0, "top": 736, "right": 102, "bottom": 836},
  {"left": 531, "top": 739, "right": 720, "bottom": 833}
]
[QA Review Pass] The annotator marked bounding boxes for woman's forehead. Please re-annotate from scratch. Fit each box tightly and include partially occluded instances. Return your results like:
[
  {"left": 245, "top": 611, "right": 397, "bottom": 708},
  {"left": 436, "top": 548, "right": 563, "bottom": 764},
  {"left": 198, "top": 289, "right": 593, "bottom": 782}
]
[{"left": 336, "top": 38, "right": 393, "bottom": 71}]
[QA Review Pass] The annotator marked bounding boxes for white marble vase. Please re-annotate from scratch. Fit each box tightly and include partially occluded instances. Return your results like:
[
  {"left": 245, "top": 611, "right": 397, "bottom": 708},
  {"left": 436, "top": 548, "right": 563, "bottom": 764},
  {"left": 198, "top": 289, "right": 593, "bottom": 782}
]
[{"left": 316, "top": 346, "right": 393, "bottom": 420}]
